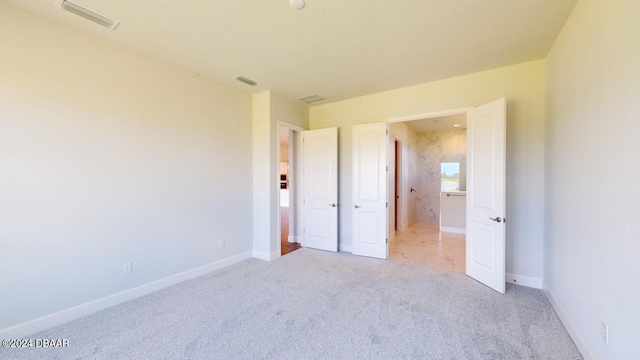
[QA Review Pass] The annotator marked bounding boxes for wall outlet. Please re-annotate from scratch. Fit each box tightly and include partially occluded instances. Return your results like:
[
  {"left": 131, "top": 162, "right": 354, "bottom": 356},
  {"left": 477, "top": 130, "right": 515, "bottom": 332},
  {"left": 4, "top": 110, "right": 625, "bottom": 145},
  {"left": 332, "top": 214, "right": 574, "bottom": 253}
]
[
  {"left": 601, "top": 322, "right": 609, "bottom": 344},
  {"left": 123, "top": 261, "right": 132, "bottom": 273},
  {"left": 219, "top": 239, "right": 225, "bottom": 248}
]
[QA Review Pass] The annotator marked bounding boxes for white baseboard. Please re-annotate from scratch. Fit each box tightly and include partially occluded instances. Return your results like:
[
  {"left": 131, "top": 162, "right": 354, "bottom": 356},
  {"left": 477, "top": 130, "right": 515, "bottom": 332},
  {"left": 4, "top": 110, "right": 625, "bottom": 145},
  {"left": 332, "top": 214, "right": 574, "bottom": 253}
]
[
  {"left": 338, "top": 243, "right": 352, "bottom": 253},
  {"left": 0, "top": 251, "right": 253, "bottom": 339},
  {"left": 505, "top": 273, "right": 543, "bottom": 289},
  {"left": 288, "top": 235, "right": 301, "bottom": 244},
  {"left": 252, "top": 250, "right": 280, "bottom": 261},
  {"left": 440, "top": 226, "right": 466, "bottom": 234},
  {"left": 544, "top": 287, "right": 595, "bottom": 360}
]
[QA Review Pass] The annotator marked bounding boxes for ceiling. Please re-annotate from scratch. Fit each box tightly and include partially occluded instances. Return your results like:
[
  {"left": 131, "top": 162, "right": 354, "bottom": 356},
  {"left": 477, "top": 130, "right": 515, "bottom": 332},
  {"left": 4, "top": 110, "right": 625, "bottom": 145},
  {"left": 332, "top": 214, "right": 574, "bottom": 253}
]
[
  {"left": 5, "top": 0, "right": 577, "bottom": 104},
  {"left": 405, "top": 114, "right": 467, "bottom": 133}
]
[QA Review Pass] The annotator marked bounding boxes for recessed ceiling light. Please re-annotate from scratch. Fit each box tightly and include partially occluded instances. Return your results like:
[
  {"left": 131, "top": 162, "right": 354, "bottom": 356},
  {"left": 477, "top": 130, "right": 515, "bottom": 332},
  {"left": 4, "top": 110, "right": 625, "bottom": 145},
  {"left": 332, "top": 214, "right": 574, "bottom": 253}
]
[
  {"left": 453, "top": 124, "right": 461, "bottom": 127},
  {"left": 290, "top": 0, "right": 305, "bottom": 10}
]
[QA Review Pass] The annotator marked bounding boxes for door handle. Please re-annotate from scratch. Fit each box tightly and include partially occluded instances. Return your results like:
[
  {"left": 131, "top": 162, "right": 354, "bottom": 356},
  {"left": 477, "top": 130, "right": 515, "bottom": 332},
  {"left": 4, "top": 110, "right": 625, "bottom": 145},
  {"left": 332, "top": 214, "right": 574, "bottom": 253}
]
[
  {"left": 329, "top": 203, "right": 337, "bottom": 207},
  {"left": 489, "top": 216, "right": 502, "bottom": 223},
  {"left": 354, "top": 205, "right": 361, "bottom": 209}
]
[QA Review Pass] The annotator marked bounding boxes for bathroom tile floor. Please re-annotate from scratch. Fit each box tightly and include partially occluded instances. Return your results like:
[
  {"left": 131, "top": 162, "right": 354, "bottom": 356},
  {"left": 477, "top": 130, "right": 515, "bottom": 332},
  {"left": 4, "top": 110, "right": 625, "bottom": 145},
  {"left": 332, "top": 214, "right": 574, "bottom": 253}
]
[{"left": 389, "top": 223, "right": 466, "bottom": 273}]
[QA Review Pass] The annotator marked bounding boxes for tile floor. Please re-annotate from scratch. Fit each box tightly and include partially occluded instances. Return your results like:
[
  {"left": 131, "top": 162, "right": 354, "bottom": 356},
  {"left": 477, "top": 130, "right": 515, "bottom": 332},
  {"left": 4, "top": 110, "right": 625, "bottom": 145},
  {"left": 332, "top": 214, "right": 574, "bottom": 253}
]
[{"left": 389, "top": 223, "right": 466, "bottom": 273}]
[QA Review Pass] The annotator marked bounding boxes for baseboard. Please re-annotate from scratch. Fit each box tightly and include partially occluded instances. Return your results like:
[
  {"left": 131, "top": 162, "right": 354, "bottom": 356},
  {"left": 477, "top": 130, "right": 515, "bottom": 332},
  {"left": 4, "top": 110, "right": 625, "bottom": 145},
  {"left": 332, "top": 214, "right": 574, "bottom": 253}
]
[
  {"left": 505, "top": 273, "right": 543, "bottom": 289},
  {"left": 252, "top": 250, "right": 280, "bottom": 261},
  {"left": 0, "top": 251, "right": 253, "bottom": 339},
  {"left": 544, "top": 287, "right": 595, "bottom": 360},
  {"left": 288, "top": 235, "right": 301, "bottom": 244},
  {"left": 440, "top": 226, "right": 466, "bottom": 234},
  {"left": 338, "top": 243, "right": 352, "bottom": 253}
]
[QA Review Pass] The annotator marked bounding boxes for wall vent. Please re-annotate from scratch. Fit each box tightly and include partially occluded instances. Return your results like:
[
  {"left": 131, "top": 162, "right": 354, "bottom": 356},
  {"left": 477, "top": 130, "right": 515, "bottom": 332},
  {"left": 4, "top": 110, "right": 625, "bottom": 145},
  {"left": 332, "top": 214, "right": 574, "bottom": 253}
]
[
  {"left": 56, "top": 0, "right": 119, "bottom": 30},
  {"left": 299, "top": 95, "right": 326, "bottom": 105},
  {"left": 234, "top": 76, "right": 259, "bottom": 86}
]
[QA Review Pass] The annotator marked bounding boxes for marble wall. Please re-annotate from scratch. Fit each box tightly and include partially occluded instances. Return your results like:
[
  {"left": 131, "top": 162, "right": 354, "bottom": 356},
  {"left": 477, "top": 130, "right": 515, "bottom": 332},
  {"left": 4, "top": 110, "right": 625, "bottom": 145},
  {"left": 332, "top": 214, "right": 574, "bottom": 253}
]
[
  {"left": 415, "top": 129, "right": 466, "bottom": 224},
  {"left": 407, "top": 126, "right": 418, "bottom": 226}
]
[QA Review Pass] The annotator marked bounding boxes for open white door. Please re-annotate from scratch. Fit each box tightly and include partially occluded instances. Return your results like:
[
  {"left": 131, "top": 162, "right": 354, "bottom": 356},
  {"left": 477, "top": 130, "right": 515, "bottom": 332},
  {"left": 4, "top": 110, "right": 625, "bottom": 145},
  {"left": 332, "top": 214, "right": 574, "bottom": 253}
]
[
  {"left": 466, "top": 98, "right": 507, "bottom": 294},
  {"left": 352, "top": 123, "right": 388, "bottom": 259},
  {"left": 302, "top": 128, "right": 338, "bottom": 252}
]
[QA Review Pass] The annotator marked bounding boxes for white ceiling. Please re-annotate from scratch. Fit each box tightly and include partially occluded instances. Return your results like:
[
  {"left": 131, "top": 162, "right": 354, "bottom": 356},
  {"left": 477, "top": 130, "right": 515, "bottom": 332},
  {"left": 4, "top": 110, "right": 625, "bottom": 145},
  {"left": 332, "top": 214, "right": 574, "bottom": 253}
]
[
  {"left": 405, "top": 114, "right": 467, "bottom": 133},
  {"left": 5, "top": 0, "right": 577, "bottom": 104}
]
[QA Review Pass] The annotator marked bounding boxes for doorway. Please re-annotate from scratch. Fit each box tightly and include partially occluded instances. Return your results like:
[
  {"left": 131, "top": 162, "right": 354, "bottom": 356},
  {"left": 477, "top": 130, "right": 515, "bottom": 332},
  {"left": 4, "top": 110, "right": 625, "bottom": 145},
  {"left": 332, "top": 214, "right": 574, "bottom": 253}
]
[
  {"left": 387, "top": 113, "right": 468, "bottom": 273},
  {"left": 352, "top": 99, "right": 507, "bottom": 293},
  {"left": 279, "top": 125, "right": 302, "bottom": 256}
]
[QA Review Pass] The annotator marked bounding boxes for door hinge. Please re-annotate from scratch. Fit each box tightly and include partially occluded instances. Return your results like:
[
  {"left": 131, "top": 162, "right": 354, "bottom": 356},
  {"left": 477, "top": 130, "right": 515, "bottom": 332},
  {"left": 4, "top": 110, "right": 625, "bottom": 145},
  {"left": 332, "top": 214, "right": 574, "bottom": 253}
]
[
  {"left": 386, "top": 166, "right": 388, "bottom": 172},
  {"left": 386, "top": 129, "right": 388, "bottom": 135},
  {"left": 386, "top": 202, "right": 388, "bottom": 208},
  {"left": 386, "top": 238, "right": 388, "bottom": 244}
]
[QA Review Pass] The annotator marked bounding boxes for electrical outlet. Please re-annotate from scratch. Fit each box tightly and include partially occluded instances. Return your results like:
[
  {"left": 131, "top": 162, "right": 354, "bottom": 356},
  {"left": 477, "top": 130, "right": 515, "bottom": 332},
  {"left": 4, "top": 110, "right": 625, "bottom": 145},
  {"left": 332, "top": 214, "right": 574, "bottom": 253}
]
[
  {"left": 601, "top": 322, "right": 609, "bottom": 344},
  {"left": 219, "top": 239, "right": 225, "bottom": 248},
  {"left": 123, "top": 261, "right": 132, "bottom": 273}
]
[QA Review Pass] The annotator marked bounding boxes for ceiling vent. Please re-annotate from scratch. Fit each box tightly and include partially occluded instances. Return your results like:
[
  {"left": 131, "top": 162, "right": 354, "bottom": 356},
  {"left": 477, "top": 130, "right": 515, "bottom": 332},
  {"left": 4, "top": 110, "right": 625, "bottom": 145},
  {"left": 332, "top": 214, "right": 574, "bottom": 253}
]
[
  {"left": 299, "top": 95, "right": 326, "bottom": 105},
  {"left": 56, "top": 0, "right": 120, "bottom": 30},
  {"left": 234, "top": 76, "right": 259, "bottom": 86}
]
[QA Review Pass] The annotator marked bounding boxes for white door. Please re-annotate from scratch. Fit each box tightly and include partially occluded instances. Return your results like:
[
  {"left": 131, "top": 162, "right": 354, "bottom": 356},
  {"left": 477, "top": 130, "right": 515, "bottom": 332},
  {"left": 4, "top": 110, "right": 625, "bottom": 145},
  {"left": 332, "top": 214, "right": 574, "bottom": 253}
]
[
  {"left": 466, "top": 98, "right": 507, "bottom": 294},
  {"left": 302, "top": 128, "right": 338, "bottom": 252},
  {"left": 352, "top": 123, "right": 388, "bottom": 259}
]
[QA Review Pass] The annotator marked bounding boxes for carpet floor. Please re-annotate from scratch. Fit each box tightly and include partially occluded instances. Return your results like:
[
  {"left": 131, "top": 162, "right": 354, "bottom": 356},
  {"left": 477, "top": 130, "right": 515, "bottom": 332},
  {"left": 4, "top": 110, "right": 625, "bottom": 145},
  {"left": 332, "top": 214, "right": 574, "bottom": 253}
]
[{"left": 2, "top": 249, "right": 582, "bottom": 359}]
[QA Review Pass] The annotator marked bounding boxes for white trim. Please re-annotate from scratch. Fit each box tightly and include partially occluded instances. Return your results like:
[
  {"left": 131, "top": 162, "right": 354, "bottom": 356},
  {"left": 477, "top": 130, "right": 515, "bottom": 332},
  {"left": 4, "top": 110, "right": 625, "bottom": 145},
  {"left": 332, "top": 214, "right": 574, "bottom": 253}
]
[
  {"left": 440, "top": 226, "right": 466, "bottom": 235},
  {"left": 0, "top": 251, "right": 252, "bottom": 339},
  {"left": 544, "top": 288, "right": 595, "bottom": 360},
  {"left": 288, "top": 235, "right": 301, "bottom": 244},
  {"left": 338, "top": 243, "right": 352, "bottom": 253},
  {"left": 505, "top": 273, "right": 543, "bottom": 289},
  {"left": 385, "top": 107, "right": 473, "bottom": 124},
  {"left": 278, "top": 121, "right": 305, "bottom": 132},
  {"left": 252, "top": 250, "right": 280, "bottom": 262},
  {"left": 277, "top": 123, "right": 306, "bottom": 260}
]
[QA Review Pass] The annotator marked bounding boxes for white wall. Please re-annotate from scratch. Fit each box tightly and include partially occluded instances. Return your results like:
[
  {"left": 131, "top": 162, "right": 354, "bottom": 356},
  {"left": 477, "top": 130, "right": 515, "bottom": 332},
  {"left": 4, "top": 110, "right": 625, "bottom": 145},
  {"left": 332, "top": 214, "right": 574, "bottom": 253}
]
[
  {"left": 310, "top": 60, "right": 546, "bottom": 280},
  {"left": 252, "top": 91, "right": 308, "bottom": 260},
  {"left": 544, "top": 0, "right": 640, "bottom": 358},
  {"left": 0, "top": 3, "right": 253, "bottom": 331}
]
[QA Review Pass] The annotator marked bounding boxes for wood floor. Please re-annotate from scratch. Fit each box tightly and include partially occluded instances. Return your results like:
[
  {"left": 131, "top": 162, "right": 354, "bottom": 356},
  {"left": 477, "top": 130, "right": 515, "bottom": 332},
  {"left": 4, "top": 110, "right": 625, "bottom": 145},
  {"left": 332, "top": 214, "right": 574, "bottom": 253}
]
[
  {"left": 389, "top": 223, "right": 466, "bottom": 273},
  {"left": 280, "top": 206, "right": 301, "bottom": 256}
]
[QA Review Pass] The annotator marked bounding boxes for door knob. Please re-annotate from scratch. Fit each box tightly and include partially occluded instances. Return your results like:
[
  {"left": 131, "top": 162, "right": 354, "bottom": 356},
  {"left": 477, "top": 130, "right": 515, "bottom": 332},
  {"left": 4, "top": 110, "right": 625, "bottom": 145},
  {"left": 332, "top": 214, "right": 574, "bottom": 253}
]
[
  {"left": 489, "top": 216, "right": 502, "bottom": 223},
  {"left": 329, "top": 203, "right": 337, "bottom": 207},
  {"left": 354, "top": 205, "right": 361, "bottom": 209}
]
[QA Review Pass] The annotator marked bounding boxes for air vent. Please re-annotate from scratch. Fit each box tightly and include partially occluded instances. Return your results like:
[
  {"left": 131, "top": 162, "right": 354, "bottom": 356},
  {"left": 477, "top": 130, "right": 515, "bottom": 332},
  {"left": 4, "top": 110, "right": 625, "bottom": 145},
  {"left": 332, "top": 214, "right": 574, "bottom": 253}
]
[
  {"left": 234, "top": 76, "right": 259, "bottom": 86},
  {"left": 299, "top": 95, "right": 326, "bottom": 105},
  {"left": 56, "top": 0, "right": 119, "bottom": 30}
]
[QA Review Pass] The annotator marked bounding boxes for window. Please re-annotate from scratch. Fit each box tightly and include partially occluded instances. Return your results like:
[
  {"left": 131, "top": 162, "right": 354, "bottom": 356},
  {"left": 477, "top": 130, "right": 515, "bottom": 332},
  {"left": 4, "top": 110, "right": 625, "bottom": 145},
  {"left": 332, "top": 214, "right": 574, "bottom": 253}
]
[{"left": 441, "top": 162, "right": 460, "bottom": 191}]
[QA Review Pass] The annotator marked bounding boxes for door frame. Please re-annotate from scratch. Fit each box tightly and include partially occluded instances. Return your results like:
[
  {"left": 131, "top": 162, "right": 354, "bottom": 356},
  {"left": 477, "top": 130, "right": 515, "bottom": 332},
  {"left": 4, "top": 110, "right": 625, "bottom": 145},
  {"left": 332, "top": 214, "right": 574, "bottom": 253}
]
[
  {"left": 385, "top": 106, "right": 473, "bottom": 253},
  {"left": 276, "top": 121, "right": 305, "bottom": 257},
  {"left": 388, "top": 137, "right": 404, "bottom": 238}
]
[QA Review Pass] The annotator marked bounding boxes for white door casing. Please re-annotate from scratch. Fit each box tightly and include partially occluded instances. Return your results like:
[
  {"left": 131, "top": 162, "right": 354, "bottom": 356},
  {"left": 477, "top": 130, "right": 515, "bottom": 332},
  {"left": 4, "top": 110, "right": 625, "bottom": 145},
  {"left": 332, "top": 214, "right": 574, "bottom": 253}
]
[
  {"left": 352, "top": 122, "right": 388, "bottom": 259},
  {"left": 302, "top": 128, "right": 338, "bottom": 252},
  {"left": 466, "top": 98, "right": 507, "bottom": 294}
]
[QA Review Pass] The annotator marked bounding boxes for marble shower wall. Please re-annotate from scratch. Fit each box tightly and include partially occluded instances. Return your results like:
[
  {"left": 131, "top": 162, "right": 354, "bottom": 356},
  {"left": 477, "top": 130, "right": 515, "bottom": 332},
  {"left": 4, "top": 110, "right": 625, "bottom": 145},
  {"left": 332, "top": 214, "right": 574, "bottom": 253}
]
[
  {"left": 415, "top": 129, "right": 466, "bottom": 225},
  {"left": 407, "top": 125, "right": 418, "bottom": 226}
]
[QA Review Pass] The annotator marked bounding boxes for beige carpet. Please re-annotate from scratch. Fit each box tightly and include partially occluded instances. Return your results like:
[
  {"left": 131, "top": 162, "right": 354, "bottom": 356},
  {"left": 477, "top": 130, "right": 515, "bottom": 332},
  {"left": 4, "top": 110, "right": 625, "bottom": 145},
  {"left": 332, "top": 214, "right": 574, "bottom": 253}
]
[{"left": 1, "top": 248, "right": 582, "bottom": 360}]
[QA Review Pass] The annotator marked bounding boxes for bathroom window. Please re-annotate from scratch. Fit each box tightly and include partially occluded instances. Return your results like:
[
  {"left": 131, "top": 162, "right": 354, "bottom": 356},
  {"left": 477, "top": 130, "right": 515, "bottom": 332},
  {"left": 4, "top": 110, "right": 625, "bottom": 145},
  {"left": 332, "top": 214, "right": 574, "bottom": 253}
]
[{"left": 441, "top": 162, "right": 460, "bottom": 191}]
